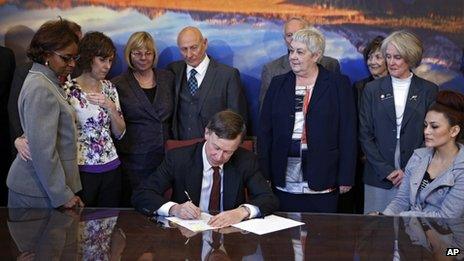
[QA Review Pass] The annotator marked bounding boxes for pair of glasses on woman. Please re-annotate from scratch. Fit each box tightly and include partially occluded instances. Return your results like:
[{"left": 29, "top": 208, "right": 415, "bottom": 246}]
[
  {"left": 53, "top": 51, "right": 80, "bottom": 63},
  {"left": 131, "top": 50, "right": 154, "bottom": 58}
]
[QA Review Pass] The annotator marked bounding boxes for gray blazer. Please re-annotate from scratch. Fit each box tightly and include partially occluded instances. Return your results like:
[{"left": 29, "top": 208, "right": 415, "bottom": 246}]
[
  {"left": 8, "top": 208, "right": 79, "bottom": 259},
  {"left": 167, "top": 57, "right": 248, "bottom": 139},
  {"left": 259, "top": 53, "right": 340, "bottom": 111},
  {"left": 7, "top": 63, "right": 81, "bottom": 208},
  {"left": 384, "top": 143, "right": 464, "bottom": 218}
]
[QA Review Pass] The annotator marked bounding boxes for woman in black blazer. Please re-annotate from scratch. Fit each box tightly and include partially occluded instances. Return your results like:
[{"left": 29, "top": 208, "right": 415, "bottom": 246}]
[
  {"left": 359, "top": 30, "right": 438, "bottom": 214},
  {"left": 258, "top": 28, "right": 357, "bottom": 213},
  {"left": 112, "top": 32, "right": 174, "bottom": 206},
  {"left": 350, "top": 36, "right": 388, "bottom": 213}
]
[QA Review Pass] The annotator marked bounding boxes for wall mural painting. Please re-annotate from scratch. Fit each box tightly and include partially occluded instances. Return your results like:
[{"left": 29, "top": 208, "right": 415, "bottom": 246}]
[{"left": 1, "top": 0, "right": 463, "bottom": 133}]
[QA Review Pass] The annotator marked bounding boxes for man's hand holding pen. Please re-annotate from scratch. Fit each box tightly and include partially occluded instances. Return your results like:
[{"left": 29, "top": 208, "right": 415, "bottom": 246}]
[
  {"left": 168, "top": 190, "right": 251, "bottom": 227},
  {"left": 169, "top": 201, "right": 201, "bottom": 219},
  {"left": 168, "top": 191, "right": 201, "bottom": 219}
]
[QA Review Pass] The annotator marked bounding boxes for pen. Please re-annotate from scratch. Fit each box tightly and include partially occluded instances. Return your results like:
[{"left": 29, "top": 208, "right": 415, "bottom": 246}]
[{"left": 184, "top": 190, "right": 192, "bottom": 202}]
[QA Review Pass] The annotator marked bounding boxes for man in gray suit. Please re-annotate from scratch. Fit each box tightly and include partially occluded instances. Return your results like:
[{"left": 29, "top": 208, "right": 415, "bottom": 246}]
[
  {"left": 259, "top": 17, "right": 340, "bottom": 111},
  {"left": 167, "top": 26, "right": 248, "bottom": 140}
]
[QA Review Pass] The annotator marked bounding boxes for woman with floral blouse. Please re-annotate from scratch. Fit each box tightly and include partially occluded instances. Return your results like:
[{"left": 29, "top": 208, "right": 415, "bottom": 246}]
[{"left": 64, "top": 32, "right": 126, "bottom": 207}]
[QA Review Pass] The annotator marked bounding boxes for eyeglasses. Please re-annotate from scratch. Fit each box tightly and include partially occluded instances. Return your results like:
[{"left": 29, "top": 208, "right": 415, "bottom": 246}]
[
  {"left": 131, "top": 50, "right": 154, "bottom": 58},
  {"left": 285, "top": 33, "right": 294, "bottom": 39},
  {"left": 53, "top": 51, "right": 80, "bottom": 63}
]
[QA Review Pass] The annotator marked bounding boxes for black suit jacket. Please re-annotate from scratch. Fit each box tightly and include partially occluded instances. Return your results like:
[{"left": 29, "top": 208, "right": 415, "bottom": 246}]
[
  {"left": 0, "top": 46, "right": 15, "bottom": 201},
  {"left": 7, "top": 61, "right": 31, "bottom": 155},
  {"left": 353, "top": 75, "right": 374, "bottom": 111},
  {"left": 359, "top": 74, "right": 438, "bottom": 189},
  {"left": 112, "top": 68, "right": 174, "bottom": 157},
  {"left": 258, "top": 65, "right": 357, "bottom": 190},
  {"left": 132, "top": 142, "right": 278, "bottom": 216},
  {"left": 179, "top": 232, "right": 265, "bottom": 260},
  {"left": 167, "top": 57, "right": 248, "bottom": 139},
  {"left": 0, "top": 46, "right": 15, "bottom": 117}
]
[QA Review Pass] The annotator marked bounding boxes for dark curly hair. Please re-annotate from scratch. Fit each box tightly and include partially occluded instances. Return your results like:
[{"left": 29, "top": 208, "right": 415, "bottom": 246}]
[
  {"left": 77, "top": 31, "right": 116, "bottom": 73},
  {"left": 428, "top": 90, "right": 464, "bottom": 141},
  {"left": 363, "top": 36, "right": 385, "bottom": 62},
  {"left": 27, "top": 18, "right": 80, "bottom": 64}
]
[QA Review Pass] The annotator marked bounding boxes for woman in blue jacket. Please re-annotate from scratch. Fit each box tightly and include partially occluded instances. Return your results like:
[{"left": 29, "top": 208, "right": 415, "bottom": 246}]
[{"left": 383, "top": 90, "right": 464, "bottom": 218}]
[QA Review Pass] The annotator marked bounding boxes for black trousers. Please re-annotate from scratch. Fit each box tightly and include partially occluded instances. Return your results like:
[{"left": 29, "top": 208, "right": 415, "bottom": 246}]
[
  {"left": 338, "top": 150, "right": 365, "bottom": 214},
  {"left": 118, "top": 152, "right": 164, "bottom": 207},
  {"left": 79, "top": 167, "right": 122, "bottom": 207},
  {"left": 0, "top": 118, "right": 11, "bottom": 206},
  {"left": 120, "top": 166, "right": 158, "bottom": 207},
  {"left": 275, "top": 189, "right": 338, "bottom": 213}
]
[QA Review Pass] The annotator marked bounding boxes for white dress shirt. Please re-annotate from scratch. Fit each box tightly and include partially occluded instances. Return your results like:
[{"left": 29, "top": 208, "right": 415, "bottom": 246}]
[
  {"left": 157, "top": 143, "right": 260, "bottom": 217},
  {"left": 186, "top": 55, "right": 210, "bottom": 87}
]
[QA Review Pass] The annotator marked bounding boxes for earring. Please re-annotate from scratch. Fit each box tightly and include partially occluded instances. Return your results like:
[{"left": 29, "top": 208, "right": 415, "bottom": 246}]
[{"left": 45, "top": 60, "right": 49, "bottom": 66}]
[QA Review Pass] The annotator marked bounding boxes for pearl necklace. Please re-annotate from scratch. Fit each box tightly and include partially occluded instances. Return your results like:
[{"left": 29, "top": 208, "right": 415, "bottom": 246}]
[{"left": 134, "top": 71, "right": 155, "bottom": 88}]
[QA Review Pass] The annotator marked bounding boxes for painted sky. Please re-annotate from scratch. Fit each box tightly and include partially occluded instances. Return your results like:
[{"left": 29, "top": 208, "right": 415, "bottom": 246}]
[{"left": 1, "top": 3, "right": 462, "bottom": 132}]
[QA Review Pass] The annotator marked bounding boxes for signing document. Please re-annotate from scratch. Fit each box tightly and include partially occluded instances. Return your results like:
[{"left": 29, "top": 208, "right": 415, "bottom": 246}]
[
  {"left": 166, "top": 212, "right": 219, "bottom": 232},
  {"left": 232, "top": 215, "right": 304, "bottom": 235}
]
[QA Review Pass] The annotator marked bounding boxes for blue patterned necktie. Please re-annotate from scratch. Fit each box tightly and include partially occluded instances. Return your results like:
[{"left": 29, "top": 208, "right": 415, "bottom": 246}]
[{"left": 187, "top": 69, "right": 198, "bottom": 95}]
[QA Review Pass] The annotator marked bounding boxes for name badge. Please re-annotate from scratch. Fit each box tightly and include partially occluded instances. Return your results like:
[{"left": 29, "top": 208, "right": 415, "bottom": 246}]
[{"left": 380, "top": 93, "right": 393, "bottom": 101}]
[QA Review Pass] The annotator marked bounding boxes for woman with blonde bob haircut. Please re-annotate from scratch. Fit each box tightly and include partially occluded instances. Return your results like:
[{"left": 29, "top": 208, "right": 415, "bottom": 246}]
[
  {"left": 381, "top": 30, "right": 423, "bottom": 69},
  {"left": 124, "top": 32, "right": 159, "bottom": 70},
  {"left": 112, "top": 31, "right": 174, "bottom": 206},
  {"left": 359, "top": 30, "right": 438, "bottom": 214}
]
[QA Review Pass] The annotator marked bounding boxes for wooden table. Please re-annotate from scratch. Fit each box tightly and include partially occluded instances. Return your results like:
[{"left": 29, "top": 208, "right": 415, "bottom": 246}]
[{"left": 1, "top": 208, "right": 463, "bottom": 260}]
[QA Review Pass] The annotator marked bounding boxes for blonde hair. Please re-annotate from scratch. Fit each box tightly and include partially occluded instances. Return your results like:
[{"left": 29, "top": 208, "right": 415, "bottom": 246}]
[
  {"left": 292, "top": 27, "right": 325, "bottom": 61},
  {"left": 124, "top": 31, "right": 158, "bottom": 69},
  {"left": 381, "top": 30, "right": 423, "bottom": 68}
]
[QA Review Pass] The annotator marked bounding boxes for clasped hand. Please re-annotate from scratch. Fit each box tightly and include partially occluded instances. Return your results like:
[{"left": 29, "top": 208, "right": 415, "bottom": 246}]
[
  {"left": 386, "top": 169, "right": 404, "bottom": 187},
  {"left": 63, "top": 195, "right": 84, "bottom": 208},
  {"left": 86, "top": 92, "right": 116, "bottom": 111}
]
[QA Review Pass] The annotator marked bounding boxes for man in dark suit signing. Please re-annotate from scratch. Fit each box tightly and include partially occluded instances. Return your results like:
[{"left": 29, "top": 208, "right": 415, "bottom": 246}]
[
  {"left": 132, "top": 110, "right": 278, "bottom": 227},
  {"left": 259, "top": 17, "right": 340, "bottom": 111},
  {"left": 167, "top": 26, "right": 248, "bottom": 140}
]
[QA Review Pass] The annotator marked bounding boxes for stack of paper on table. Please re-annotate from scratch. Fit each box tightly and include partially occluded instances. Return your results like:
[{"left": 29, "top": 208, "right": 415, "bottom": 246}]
[
  {"left": 166, "top": 212, "right": 219, "bottom": 232},
  {"left": 232, "top": 214, "right": 304, "bottom": 235},
  {"left": 166, "top": 213, "right": 304, "bottom": 235}
]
